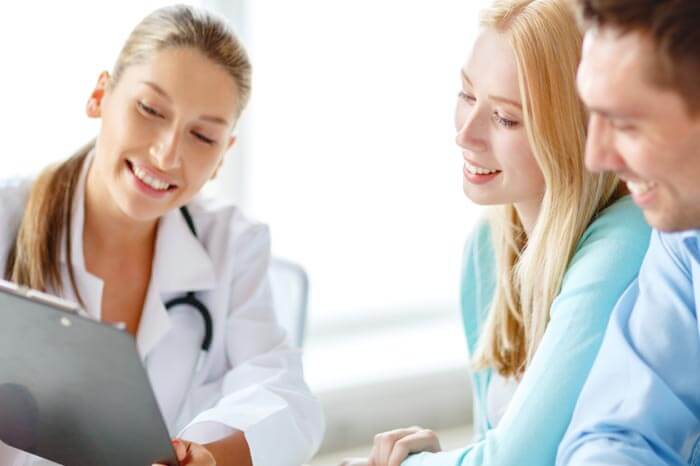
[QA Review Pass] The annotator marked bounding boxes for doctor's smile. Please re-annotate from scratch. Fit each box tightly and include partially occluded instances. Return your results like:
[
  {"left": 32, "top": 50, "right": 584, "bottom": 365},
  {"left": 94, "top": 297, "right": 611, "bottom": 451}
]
[{"left": 125, "top": 159, "right": 179, "bottom": 198}]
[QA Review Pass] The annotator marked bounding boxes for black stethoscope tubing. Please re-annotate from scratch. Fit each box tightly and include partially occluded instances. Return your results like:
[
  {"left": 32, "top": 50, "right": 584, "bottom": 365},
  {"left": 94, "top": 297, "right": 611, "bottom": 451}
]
[{"left": 163, "top": 206, "right": 213, "bottom": 353}]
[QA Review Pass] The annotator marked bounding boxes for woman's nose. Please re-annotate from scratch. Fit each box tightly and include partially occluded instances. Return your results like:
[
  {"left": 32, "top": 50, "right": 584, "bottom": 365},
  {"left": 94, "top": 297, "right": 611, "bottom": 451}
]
[{"left": 455, "top": 110, "right": 488, "bottom": 154}]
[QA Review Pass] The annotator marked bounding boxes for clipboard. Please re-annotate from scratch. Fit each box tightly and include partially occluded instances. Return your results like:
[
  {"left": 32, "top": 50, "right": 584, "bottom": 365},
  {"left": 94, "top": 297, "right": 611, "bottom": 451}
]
[{"left": 0, "top": 280, "right": 178, "bottom": 466}]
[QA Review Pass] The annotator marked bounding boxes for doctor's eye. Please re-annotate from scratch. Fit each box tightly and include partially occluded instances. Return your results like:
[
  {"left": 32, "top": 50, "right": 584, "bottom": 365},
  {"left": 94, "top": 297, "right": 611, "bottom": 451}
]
[
  {"left": 192, "top": 131, "right": 216, "bottom": 145},
  {"left": 137, "top": 101, "right": 164, "bottom": 119}
]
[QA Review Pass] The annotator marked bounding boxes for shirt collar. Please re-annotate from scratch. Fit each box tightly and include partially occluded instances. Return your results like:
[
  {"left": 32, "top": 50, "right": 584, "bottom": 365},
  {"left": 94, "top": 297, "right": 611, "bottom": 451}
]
[{"left": 680, "top": 229, "right": 700, "bottom": 264}]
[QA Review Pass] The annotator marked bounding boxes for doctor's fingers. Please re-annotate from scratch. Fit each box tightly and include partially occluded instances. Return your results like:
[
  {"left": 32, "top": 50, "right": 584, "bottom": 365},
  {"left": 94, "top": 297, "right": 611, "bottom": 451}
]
[
  {"left": 152, "top": 439, "right": 216, "bottom": 466},
  {"left": 175, "top": 439, "right": 217, "bottom": 466},
  {"left": 153, "top": 439, "right": 190, "bottom": 466},
  {"left": 369, "top": 427, "right": 424, "bottom": 466}
]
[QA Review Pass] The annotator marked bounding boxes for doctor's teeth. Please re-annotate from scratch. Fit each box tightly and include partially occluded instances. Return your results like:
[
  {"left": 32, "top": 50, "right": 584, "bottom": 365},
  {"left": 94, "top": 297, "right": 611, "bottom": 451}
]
[
  {"left": 465, "top": 163, "right": 500, "bottom": 175},
  {"left": 133, "top": 165, "right": 170, "bottom": 191},
  {"left": 626, "top": 180, "right": 657, "bottom": 195}
]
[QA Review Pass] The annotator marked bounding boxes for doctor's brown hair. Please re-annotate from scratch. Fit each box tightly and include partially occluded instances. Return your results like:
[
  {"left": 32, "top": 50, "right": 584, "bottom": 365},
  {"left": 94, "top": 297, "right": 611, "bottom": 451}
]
[
  {"left": 4, "top": 5, "right": 251, "bottom": 303},
  {"left": 576, "top": 0, "right": 700, "bottom": 116}
]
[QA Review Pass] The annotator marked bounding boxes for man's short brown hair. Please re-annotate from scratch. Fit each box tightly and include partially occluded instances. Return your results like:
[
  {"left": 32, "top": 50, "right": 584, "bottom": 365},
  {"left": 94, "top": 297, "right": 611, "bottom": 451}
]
[{"left": 577, "top": 0, "right": 700, "bottom": 116}]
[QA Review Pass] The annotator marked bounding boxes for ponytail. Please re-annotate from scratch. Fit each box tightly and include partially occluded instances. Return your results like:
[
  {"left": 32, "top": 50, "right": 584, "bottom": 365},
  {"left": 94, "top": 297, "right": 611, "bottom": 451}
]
[{"left": 5, "top": 140, "right": 94, "bottom": 305}]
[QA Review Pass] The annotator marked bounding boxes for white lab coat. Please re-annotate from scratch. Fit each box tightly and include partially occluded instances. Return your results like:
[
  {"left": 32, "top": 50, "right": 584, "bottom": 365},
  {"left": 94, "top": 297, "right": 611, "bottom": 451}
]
[{"left": 0, "top": 154, "right": 324, "bottom": 466}]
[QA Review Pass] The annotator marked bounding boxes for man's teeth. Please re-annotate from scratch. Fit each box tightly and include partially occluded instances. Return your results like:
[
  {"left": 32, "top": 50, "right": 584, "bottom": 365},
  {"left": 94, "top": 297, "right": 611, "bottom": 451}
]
[
  {"left": 132, "top": 165, "right": 170, "bottom": 191},
  {"left": 626, "top": 180, "right": 657, "bottom": 196},
  {"left": 465, "top": 162, "right": 500, "bottom": 175}
]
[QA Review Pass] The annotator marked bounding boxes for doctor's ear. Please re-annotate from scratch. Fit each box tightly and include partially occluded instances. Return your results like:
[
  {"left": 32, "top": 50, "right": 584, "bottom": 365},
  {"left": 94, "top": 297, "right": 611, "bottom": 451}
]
[
  {"left": 210, "top": 135, "right": 237, "bottom": 180},
  {"left": 86, "top": 71, "right": 111, "bottom": 119},
  {"left": 226, "top": 134, "right": 237, "bottom": 152}
]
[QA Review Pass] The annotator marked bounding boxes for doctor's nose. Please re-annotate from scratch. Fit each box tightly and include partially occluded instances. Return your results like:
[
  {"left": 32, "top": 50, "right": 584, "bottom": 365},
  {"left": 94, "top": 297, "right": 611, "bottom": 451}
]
[{"left": 149, "top": 131, "right": 182, "bottom": 170}]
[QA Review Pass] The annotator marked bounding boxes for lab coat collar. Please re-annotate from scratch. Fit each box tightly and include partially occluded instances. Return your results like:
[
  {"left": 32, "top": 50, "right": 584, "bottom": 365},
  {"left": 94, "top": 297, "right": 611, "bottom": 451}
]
[
  {"left": 151, "top": 203, "right": 218, "bottom": 294},
  {"left": 136, "top": 203, "right": 218, "bottom": 358},
  {"left": 138, "top": 206, "right": 218, "bottom": 358}
]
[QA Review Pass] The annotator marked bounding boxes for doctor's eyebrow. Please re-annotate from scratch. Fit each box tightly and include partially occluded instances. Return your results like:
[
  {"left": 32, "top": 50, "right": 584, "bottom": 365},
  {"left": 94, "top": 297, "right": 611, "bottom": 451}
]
[{"left": 140, "top": 81, "right": 230, "bottom": 126}]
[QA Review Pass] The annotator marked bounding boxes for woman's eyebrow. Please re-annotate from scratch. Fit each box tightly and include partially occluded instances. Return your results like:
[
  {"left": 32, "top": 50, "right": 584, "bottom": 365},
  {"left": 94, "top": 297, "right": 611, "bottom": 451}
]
[
  {"left": 490, "top": 95, "right": 522, "bottom": 110},
  {"left": 461, "top": 70, "right": 471, "bottom": 86},
  {"left": 461, "top": 71, "right": 522, "bottom": 110}
]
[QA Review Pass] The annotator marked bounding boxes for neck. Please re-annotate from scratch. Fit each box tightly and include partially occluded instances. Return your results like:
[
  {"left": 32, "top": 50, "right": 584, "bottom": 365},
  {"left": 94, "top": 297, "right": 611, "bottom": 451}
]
[
  {"left": 514, "top": 197, "right": 543, "bottom": 237},
  {"left": 83, "top": 162, "right": 157, "bottom": 259}
]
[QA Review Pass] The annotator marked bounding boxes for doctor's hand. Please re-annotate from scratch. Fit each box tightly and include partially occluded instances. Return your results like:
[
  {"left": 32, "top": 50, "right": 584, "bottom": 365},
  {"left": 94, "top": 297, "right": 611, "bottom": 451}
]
[
  {"left": 341, "top": 426, "right": 442, "bottom": 466},
  {"left": 154, "top": 439, "right": 216, "bottom": 466}
]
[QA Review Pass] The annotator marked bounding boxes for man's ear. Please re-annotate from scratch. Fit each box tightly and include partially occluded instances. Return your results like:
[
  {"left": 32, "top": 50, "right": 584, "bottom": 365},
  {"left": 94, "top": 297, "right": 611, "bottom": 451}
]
[
  {"left": 211, "top": 135, "right": 237, "bottom": 180},
  {"left": 86, "top": 71, "right": 111, "bottom": 118}
]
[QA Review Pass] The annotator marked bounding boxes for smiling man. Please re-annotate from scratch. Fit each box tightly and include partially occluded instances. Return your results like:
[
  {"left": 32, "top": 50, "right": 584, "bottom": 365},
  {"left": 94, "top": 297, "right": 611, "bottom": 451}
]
[{"left": 555, "top": 1, "right": 700, "bottom": 465}]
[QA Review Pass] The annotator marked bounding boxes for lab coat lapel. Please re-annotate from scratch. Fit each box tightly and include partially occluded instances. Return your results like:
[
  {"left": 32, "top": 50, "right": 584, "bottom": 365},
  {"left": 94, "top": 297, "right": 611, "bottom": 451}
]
[{"left": 136, "top": 205, "right": 217, "bottom": 359}]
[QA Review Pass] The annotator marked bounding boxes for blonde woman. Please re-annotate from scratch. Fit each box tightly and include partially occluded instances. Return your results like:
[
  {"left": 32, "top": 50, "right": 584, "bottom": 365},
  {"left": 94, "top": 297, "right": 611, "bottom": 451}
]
[
  {"left": 343, "top": 1, "right": 649, "bottom": 465},
  {"left": 0, "top": 5, "right": 323, "bottom": 466}
]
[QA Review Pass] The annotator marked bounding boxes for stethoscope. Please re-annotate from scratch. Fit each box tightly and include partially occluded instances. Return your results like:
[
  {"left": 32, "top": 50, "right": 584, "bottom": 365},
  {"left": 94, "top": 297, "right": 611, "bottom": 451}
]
[{"left": 164, "top": 206, "right": 213, "bottom": 373}]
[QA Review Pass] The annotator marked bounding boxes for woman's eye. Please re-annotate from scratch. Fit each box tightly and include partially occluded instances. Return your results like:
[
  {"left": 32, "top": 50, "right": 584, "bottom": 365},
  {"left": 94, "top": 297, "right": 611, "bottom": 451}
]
[
  {"left": 138, "top": 101, "right": 163, "bottom": 118},
  {"left": 494, "top": 112, "right": 518, "bottom": 129},
  {"left": 457, "top": 91, "right": 476, "bottom": 103},
  {"left": 192, "top": 131, "right": 215, "bottom": 145}
]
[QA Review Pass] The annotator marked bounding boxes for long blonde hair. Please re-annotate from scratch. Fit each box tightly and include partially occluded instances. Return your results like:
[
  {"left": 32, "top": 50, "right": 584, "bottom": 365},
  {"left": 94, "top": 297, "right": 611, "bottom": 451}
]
[
  {"left": 471, "top": 0, "right": 620, "bottom": 377},
  {"left": 5, "top": 5, "right": 252, "bottom": 303}
]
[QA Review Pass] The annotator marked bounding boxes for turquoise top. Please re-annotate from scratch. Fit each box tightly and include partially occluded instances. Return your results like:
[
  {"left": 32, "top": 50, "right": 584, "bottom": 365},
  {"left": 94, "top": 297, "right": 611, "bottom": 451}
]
[{"left": 403, "top": 196, "right": 651, "bottom": 466}]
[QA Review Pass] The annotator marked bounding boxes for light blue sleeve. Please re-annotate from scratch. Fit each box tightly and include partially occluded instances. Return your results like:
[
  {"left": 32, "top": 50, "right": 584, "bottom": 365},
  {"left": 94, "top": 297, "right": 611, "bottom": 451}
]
[
  {"left": 557, "top": 231, "right": 700, "bottom": 466},
  {"left": 403, "top": 199, "right": 650, "bottom": 466}
]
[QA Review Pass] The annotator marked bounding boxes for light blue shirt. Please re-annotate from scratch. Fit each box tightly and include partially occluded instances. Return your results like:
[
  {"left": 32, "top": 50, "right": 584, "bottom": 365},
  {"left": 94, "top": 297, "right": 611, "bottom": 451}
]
[
  {"left": 403, "top": 196, "right": 650, "bottom": 466},
  {"left": 557, "top": 229, "right": 700, "bottom": 466}
]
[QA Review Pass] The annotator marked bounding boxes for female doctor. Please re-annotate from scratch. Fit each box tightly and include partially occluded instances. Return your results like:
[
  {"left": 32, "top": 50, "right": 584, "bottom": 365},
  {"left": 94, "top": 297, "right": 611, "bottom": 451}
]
[{"left": 0, "top": 5, "right": 323, "bottom": 466}]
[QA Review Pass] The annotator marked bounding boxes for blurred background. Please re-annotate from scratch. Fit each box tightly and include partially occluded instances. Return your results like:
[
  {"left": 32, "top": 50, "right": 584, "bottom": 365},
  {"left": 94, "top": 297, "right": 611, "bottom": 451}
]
[{"left": 0, "top": 1, "right": 492, "bottom": 463}]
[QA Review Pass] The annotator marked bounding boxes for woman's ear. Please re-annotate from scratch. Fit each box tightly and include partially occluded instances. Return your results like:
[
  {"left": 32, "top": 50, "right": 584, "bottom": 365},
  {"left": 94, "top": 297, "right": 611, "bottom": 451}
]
[
  {"left": 210, "top": 136, "right": 237, "bottom": 180},
  {"left": 86, "top": 71, "right": 111, "bottom": 118}
]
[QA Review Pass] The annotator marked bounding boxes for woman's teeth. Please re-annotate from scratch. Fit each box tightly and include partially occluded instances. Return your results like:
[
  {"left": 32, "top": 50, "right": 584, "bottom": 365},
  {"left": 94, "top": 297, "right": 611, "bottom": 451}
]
[
  {"left": 626, "top": 179, "right": 657, "bottom": 195},
  {"left": 132, "top": 165, "right": 171, "bottom": 191},
  {"left": 465, "top": 162, "right": 500, "bottom": 175}
]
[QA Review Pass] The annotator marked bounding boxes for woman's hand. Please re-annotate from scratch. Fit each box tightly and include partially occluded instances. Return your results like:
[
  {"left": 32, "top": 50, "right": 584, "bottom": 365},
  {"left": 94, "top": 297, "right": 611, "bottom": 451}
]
[
  {"left": 343, "top": 426, "right": 441, "bottom": 466},
  {"left": 154, "top": 439, "right": 216, "bottom": 466}
]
